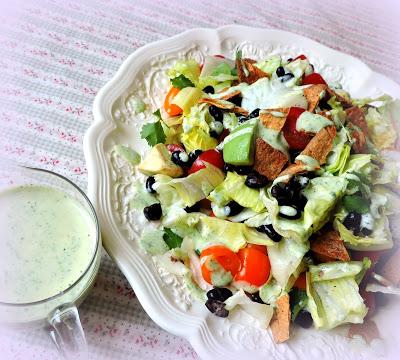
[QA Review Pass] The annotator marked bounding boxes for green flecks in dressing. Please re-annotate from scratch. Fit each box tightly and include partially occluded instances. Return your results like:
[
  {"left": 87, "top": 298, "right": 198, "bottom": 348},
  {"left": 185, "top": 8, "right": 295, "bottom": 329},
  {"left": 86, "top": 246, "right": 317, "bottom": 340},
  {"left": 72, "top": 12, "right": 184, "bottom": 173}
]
[
  {"left": 0, "top": 185, "right": 96, "bottom": 304},
  {"left": 295, "top": 154, "right": 320, "bottom": 170},
  {"left": 206, "top": 258, "right": 233, "bottom": 287},
  {"left": 296, "top": 112, "right": 332, "bottom": 133}
]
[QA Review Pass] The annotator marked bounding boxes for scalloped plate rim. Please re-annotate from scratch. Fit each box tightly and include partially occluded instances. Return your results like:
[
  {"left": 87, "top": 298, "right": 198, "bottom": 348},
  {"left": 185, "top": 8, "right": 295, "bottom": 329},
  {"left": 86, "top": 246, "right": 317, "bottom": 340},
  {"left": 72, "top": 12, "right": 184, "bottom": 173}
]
[{"left": 84, "top": 25, "right": 400, "bottom": 360}]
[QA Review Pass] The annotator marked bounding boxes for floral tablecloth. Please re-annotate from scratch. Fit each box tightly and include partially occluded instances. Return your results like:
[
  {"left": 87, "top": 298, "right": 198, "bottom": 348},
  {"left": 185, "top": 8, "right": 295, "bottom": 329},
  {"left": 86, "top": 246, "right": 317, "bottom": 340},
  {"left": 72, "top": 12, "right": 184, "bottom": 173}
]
[{"left": 0, "top": 0, "right": 399, "bottom": 359}]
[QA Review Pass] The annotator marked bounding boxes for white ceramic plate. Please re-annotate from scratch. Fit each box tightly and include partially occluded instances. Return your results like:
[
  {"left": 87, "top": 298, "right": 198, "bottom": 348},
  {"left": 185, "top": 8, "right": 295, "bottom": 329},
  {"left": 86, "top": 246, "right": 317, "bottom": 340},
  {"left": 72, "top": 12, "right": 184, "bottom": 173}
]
[{"left": 84, "top": 26, "right": 400, "bottom": 360}]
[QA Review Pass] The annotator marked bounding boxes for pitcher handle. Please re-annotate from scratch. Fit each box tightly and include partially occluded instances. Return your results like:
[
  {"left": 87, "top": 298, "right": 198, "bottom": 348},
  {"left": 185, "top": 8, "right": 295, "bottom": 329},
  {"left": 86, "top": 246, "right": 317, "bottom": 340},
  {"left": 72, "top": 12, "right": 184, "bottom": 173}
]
[{"left": 48, "top": 303, "right": 88, "bottom": 359}]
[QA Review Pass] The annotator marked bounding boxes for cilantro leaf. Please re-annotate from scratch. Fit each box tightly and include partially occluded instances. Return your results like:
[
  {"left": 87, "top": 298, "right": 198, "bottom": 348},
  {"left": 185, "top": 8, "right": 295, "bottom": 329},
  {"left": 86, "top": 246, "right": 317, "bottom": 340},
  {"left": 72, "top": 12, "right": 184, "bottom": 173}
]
[
  {"left": 290, "top": 288, "right": 308, "bottom": 321},
  {"left": 342, "top": 195, "right": 370, "bottom": 214},
  {"left": 153, "top": 109, "right": 162, "bottom": 119},
  {"left": 163, "top": 228, "right": 183, "bottom": 249},
  {"left": 140, "top": 121, "right": 166, "bottom": 146},
  {"left": 170, "top": 74, "right": 194, "bottom": 89}
]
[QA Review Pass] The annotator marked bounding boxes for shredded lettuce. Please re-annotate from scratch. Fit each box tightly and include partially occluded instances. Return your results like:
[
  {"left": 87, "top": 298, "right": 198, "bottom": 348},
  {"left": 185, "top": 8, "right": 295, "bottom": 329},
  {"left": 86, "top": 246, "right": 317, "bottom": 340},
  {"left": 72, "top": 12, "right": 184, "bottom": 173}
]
[
  {"left": 365, "top": 105, "right": 397, "bottom": 150},
  {"left": 259, "top": 278, "right": 283, "bottom": 305},
  {"left": 306, "top": 261, "right": 368, "bottom": 329},
  {"left": 168, "top": 59, "right": 200, "bottom": 87},
  {"left": 267, "top": 238, "right": 308, "bottom": 290},
  {"left": 180, "top": 127, "right": 217, "bottom": 152},
  {"left": 340, "top": 154, "right": 377, "bottom": 180},
  {"left": 208, "top": 171, "right": 266, "bottom": 213},
  {"left": 254, "top": 55, "right": 281, "bottom": 75},
  {"left": 263, "top": 177, "right": 347, "bottom": 242},
  {"left": 182, "top": 103, "right": 212, "bottom": 134},
  {"left": 325, "top": 128, "right": 352, "bottom": 174}
]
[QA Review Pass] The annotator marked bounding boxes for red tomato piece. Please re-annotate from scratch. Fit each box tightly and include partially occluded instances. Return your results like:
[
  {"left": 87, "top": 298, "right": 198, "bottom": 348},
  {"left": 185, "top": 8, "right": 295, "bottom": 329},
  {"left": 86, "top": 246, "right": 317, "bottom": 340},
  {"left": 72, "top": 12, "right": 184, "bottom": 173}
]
[
  {"left": 246, "top": 243, "right": 268, "bottom": 255},
  {"left": 200, "top": 245, "right": 241, "bottom": 285},
  {"left": 293, "top": 54, "right": 307, "bottom": 61},
  {"left": 164, "top": 87, "right": 182, "bottom": 116},
  {"left": 188, "top": 149, "right": 224, "bottom": 174},
  {"left": 167, "top": 144, "right": 185, "bottom": 153},
  {"left": 293, "top": 272, "right": 307, "bottom": 290},
  {"left": 302, "top": 73, "right": 327, "bottom": 85},
  {"left": 282, "top": 107, "right": 313, "bottom": 150},
  {"left": 234, "top": 248, "right": 271, "bottom": 287}
]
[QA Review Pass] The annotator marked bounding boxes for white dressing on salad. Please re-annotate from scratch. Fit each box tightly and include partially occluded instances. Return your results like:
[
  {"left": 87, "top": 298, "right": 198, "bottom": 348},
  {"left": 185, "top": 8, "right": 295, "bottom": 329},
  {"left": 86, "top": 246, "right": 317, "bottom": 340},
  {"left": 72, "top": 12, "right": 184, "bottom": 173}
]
[
  {"left": 257, "top": 122, "right": 289, "bottom": 155},
  {"left": 241, "top": 78, "right": 308, "bottom": 112},
  {"left": 296, "top": 111, "right": 332, "bottom": 133},
  {"left": 295, "top": 154, "right": 320, "bottom": 169}
]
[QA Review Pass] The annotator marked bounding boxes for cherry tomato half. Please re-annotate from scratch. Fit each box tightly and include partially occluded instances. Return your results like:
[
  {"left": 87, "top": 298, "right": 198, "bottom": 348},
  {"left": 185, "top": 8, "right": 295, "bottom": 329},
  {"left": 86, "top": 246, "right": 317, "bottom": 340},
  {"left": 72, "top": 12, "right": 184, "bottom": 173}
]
[
  {"left": 302, "top": 73, "right": 327, "bottom": 85},
  {"left": 164, "top": 87, "right": 183, "bottom": 116},
  {"left": 234, "top": 247, "right": 271, "bottom": 287},
  {"left": 200, "top": 245, "right": 241, "bottom": 285},
  {"left": 188, "top": 149, "right": 224, "bottom": 174},
  {"left": 282, "top": 107, "right": 313, "bottom": 150},
  {"left": 246, "top": 243, "right": 268, "bottom": 255},
  {"left": 293, "top": 272, "right": 307, "bottom": 290}
]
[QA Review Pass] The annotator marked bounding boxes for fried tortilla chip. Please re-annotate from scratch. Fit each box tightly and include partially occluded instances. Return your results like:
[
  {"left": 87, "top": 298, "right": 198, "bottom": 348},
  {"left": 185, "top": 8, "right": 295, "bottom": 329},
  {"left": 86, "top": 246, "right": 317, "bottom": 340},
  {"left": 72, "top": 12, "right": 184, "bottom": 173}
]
[
  {"left": 346, "top": 106, "right": 368, "bottom": 134},
  {"left": 380, "top": 248, "right": 400, "bottom": 286},
  {"left": 198, "top": 97, "right": 249, "bottom": 117},
  {"left": 348, "top": 320, "right": 381, "bottom": 344},
  {"left": 311, "top": 228, "right": 350, "bottom": 262},
  {"left": 254, "top": 138, "right": 288, "bottom": 180},
  {"left": 198, "top": 97, "right": 235, "bottom": 109},
  {"left": 270, "top": 294, "right": 290, "bottom": 344},
  {"left": 259, "top": 108, "right": 290, "bottom": 131},
  {"left": 300, "top": 125, "right": 336, "bottom": 165},
  {"left": 326, "top": 88, "right": 353, "bottom": 109},
  {"left": 277, "top": 163, "right": 309, "bottom": 180},
  {"left": 220, "top": 89, "right": 241, "bottom": 101},
  {"left": 349, "top": 126, "right": 367, "bottom": 153},
  {"left": 236, "top": 58, "right": 269, "bottom": 85},
  {"left": 304, "top": 84, "right": 327, "bottom": 112}
]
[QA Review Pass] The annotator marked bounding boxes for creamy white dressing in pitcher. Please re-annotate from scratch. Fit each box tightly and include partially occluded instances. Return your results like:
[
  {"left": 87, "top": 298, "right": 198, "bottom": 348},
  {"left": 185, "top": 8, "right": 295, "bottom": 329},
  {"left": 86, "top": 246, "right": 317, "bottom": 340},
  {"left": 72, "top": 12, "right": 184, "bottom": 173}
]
[{"left": 0, "top": 185, "right": 97, "bottom": 304}]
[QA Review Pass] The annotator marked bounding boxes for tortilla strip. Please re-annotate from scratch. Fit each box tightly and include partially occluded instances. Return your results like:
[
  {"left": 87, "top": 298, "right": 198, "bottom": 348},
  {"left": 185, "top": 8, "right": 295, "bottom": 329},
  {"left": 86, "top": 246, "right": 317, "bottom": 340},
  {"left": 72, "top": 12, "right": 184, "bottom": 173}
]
[
  {"left": 236, "top": 58, "right": 269, "bottom": 85},
  {"left": 259, "top": 108, "right": 290, "bottom": 131},
  {"left": 348, "top": 320, "right": 381, "bottom": 344},
  {"left": 326, "top": 88, "right": 353, "bottom": 109},
  {"left": 198, "top": 97, "right": 235, "bottom": 109},
  {"left": 304, "top": 84, "right": 327, "bottom": 112},
  {"left": 254, "top": 138, "right": 288, "bottom": 180},
  {"left": 300, "top": 125, "right": 337, "bottom": 165},
  {"left": 346, "top": 106, "right": 368, "bottom": 134},
  {"left": 311, "top": 228, "right": 350, "bottom": 262},
  {"left": 233, "top": 106, "right": 250, "bottom": 117},
  {"left": 349, "top": 126, "right": 367, "bottom": 153},
  {"left": 220, "top": 89, "right": 241, "bottom": 101},
  {"left": 277, "top": 163, "right": 309, "bottom": 180},
  {"left": 270, "top": 294, "right": 290, "bottom": 344},
  {"left": 380, "top": 248, "right": 400, "bottom": 286}
]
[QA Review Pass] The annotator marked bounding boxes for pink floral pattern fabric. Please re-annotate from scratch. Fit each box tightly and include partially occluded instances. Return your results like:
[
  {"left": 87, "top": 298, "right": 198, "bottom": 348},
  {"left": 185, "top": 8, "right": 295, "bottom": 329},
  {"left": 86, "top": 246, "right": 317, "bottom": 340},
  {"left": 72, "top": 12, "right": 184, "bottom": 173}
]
[{"left": 0, "top": 0, "right": 398, "bottom": 358}]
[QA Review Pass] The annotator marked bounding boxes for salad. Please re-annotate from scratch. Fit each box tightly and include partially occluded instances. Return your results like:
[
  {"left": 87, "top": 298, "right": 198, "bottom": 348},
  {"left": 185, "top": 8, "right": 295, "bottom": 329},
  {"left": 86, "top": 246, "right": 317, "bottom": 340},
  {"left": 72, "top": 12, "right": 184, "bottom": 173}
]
[{"left": 118, "top": 51, "right": 400, "bottom": 344}]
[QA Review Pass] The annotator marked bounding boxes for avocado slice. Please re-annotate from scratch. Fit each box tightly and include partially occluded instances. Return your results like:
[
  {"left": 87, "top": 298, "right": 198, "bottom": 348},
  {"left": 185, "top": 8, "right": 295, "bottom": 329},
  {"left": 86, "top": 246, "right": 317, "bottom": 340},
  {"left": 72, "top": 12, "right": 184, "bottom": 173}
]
[
  {"left": 138, "top": 143, "right": 183, "bottom": 177},
  {"left": 223, "top": 118, "right": 258, "bottom": 165}
]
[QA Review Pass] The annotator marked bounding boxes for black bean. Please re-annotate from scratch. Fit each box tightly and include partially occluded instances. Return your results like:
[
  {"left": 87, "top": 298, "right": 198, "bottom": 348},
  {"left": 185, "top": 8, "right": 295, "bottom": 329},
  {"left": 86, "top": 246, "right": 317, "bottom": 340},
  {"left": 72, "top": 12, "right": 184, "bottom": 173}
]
[
  {"left": 203, "top": 85, "right": 214, "bottom": 94},
  {"left": 205, "top": 299, "right": 229, "bottom": 318},
  {"left": 145, "top": 176, "right": 156, "bottom": 193},
  {"left": 210, "top": 130, "right": 219, "bottom": 139},
  {"left": 245, "top": 172, "right": 268, "bottom": 189},
  {"left": 295, "top": 311, "right": 313, "bottom": 328},
  {"left": 360, "top": 228, "right": 373, "bottom": 237},
  {"left": 171, "top": 150, "right": 188, "bottom": 166},
  {"left": 271, "top": 183, "right": 294, "bottom": 205},
  {"left": 223, "top": 163, "right": 235, "bottom": 173},
  {"left": 238, "top": 115, "right": 249, "bottom": 123},
  {"left": 256, "top": 224, "right": 282, "bottom": 242},
  {"left": 289, "top": 149, "right": 302, "bottom": 161},
  {"left": 343, "top": 211, "right": 362, "bottom": 233},
  {"left": 229, "top": 94, "right": 242, "bottom": 107},
  {"left": 278, "top": 205, "right": 301, "bottom": 220},
  {"left": 276, "top": 66, "right": 285, "bottom": 77},
  {"left": 209, "top": 105, "right": 223, "bottom": 122},
  {"left": 143, "top": 203, "right": 162, "bottom": 221},
  {"left": 235, "top": 166, "right": 253, "bottom": 175},
  {"left": 281, "top": 73, "right": 295, "bottom": 82},
  {"left": 188, "top": 149, "right": 202, "bottom": 166},
  {"left": 249, "top": 108, "right": 260, "bottom": 118},
  {"left": 246, "top": 291, "right": 265, "bottom": 304},
  {"left": 184, "top": 202, "right": 201, "bottom": 213},
  {"left": 207, "top": 288, "right": 233, "bottom": 302},
  {"left": 292, "top": 175, "right": 310, "bottom": 190},
  {"left": 295, "top": 194, "right": 308, "bottom": 211},
  {"left": 226, "top": 201, "right": 243, "bottom": 216}
]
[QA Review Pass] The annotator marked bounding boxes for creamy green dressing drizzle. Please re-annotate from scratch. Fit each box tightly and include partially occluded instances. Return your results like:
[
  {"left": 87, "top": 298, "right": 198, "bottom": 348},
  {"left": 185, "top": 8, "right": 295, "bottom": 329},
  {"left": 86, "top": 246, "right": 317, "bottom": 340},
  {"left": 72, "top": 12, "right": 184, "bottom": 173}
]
[
  {"left": 257, "top": 122, "right": 289, "bottom": 156},
  {"left": 295, "top": 155, "right": 320, "bottom": 169},
  {"left": 296, "top": 112, "right": 332, "bottom": 133}
]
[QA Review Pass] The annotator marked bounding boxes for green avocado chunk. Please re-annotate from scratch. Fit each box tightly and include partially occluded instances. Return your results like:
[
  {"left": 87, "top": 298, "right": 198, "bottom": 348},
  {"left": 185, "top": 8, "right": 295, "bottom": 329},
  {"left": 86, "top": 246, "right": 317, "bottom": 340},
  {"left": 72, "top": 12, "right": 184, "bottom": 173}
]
[{"left": 223, "top": 118, "right": 258, "bottom": 165}]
